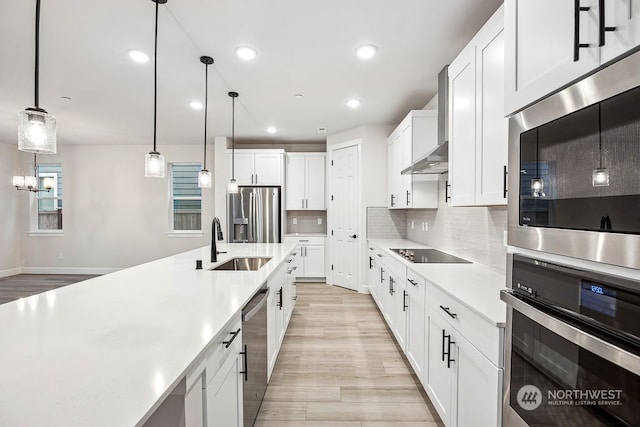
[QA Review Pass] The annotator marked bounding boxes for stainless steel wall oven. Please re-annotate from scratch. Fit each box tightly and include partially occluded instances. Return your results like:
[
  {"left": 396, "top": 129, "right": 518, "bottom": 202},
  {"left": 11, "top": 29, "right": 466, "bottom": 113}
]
[
  {"left": 501, "top": 255, "right": 640, "bottom": 426},
  {"left": 508, "top": 49, "right": 640, "bottom": 270}
]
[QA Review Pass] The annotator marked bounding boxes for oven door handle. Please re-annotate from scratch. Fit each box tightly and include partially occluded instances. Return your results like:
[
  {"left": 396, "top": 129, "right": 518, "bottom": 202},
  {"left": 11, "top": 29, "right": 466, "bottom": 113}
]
[{"left": 501, "top": 289, "right": 640, "bottom": 376}]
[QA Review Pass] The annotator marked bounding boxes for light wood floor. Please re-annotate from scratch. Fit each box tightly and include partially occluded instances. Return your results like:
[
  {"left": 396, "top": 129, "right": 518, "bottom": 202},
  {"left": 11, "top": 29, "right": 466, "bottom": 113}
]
[
  {"left": 256, "top": 283, "right": 444, "bottom": 427},
  {"left": 0, "top": 274, "right": 98, "bottom": 305}
]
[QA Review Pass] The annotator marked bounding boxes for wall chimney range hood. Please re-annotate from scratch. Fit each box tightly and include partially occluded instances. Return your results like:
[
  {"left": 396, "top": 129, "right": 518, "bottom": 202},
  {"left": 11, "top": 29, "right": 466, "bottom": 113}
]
[{"left": 401, "top": 66, "right": 449, "bottom": 175}]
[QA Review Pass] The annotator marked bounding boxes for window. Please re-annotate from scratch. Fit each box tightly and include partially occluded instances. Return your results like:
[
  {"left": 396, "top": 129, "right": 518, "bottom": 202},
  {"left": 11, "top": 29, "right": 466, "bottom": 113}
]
[
  {"left": 170, "top": 163, "right": 202, "bottom": 231},
  {"left": 36, "top": 164, "right": 63, "bottom": 231}
]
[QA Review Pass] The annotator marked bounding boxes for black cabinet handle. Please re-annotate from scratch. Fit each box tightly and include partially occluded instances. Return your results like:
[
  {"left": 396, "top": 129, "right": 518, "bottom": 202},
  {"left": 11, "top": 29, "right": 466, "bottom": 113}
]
[
  {"left": 503, "top": 165, "right": 508, "bottom": 199},
  {"left": 403, "top": 290, "right": 408, "bottom": 312},
  {"left": 369, "top": 256, "right": 373, "bottom": 269},
  {"left": 406, "top": 190, "right": 410, "bottom": 206},
  {"left": 223, "top": 328, "right": 241, "bottom": 348},
  {"left": 442, "top": 330, "right": 455, "bottom": 368},
  {"left": 407, "top": 278, "right": 418, "bottom": 286},
  {"left": 349, "top": 234, "right": 357, "bottom": 239},
  {"left": 599, "top": 0, "right": 616, "bottom": 46},
  {"left": 380, "top": 267, "right": 385, "bottom": 284},
  {"left": 439, "top": 305, "right": 457, "bottom": 319},
  {"left": 390, "top": 194, "right": 395, "bottom": 207},
  {"left": 574, "top": 0, "right": 591, "bottom": 61},
  {"left": 445, "top": 180, "right": 451, "bottom": 202},
  {"left": 277, "top": 287, "right": 283, "bottom": 310},
  {"left": 389, "top": 277, "right": 395, "bottom": 295},
  {"left": 441, "top": 329, "right": 447, "bottom": 362},
  {"left": 240, "top": 344, "right": 248, "bottom": 381}
]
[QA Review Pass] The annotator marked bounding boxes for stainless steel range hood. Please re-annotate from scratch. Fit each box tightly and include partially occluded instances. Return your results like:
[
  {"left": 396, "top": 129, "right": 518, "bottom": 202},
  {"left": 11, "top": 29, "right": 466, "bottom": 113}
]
[{"left": 401, "top": 66, "right": 449, "bottom": 175}]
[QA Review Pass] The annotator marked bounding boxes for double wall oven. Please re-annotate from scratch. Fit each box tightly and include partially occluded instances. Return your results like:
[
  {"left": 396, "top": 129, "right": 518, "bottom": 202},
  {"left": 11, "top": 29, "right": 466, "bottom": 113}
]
[{"left": 504, "top": 49, "right": 640, "bottom": 425}]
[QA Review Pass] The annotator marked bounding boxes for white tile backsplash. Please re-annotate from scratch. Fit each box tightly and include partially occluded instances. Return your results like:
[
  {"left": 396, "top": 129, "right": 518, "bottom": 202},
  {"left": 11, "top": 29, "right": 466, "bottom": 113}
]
[{"left": 366, "top": 207, "right": 407, "bottom": 239}]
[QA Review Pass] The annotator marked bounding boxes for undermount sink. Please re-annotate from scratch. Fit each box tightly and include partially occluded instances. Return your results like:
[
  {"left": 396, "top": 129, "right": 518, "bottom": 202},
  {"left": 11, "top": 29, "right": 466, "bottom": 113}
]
[{"left": 209, "top": 257, "right": 272, "bottom": 271}]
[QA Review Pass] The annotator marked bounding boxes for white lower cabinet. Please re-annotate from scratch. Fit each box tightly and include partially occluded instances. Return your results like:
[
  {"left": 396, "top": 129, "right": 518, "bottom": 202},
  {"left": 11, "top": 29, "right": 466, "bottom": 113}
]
[
  {"left": 283, "top": 236, "right": 325, "bottom": 280},
  {"left": 426, "top": 309, "right": 454, "bottom": 426},
  {"left": 205, "top": 348, "right": 243, "bottom": 427},
  {"left": 389, "top": 271, "right": 407, "bottom": 351},
  {"left": 405, "top": 270, "right": 426, "bottom": 382}
]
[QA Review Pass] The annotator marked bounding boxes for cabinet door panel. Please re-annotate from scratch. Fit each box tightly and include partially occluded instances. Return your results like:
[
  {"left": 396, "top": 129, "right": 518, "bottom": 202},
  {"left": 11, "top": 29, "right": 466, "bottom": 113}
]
[
  {"left": 254, "top": 154, "right": 282, "bottom": 185},
  {"left": 505, "top": 0, "right": 599, "bottom": 114},
  {"left": 406, "top": 292, "right": 426, "bottom": 384},
  {"left": 426, "top": 311, "right": 452, "bottom": 426},
  {"left": 455, "top": 334, "right": 502, "bottom": 427},
  {"left": 303, "top": 245, "right": 325, "bottom": 277},
  {"left": 286, "top": 156, "right": 305, "bottom": 210},
  {"left": 205, "top": 353, "right": 242, "bottom": 427},
  {"left": 305, "top": 156, "right": 326, "bottom": 210},
  {"left": 476, "top": 27, "right": 508, "bottom": 205},
  {"left": 449, "top": 45, "right": 477, "bottom": 207},
  {"left": 601, "top": 0, "right": 640, "bottom": 63},
  {"left": 230, "top": 153, "right": 254, "bottom": 185}
]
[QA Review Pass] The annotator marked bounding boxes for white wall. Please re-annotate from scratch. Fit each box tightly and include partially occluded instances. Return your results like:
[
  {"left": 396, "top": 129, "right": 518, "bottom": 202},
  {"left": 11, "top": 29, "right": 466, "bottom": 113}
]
[
  {"left": 0, "top": 143, "right": 21, "bottom": 277},
  {"left": 326, "top": 125, "right": 393, "bottom": 293},
  {"left": 14, "top": 143, "right": 214, "bottom": 273}
]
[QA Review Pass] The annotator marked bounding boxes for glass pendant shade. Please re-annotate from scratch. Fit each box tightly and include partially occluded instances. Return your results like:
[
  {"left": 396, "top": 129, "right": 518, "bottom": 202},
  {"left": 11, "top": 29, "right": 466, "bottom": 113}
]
[
  {"left": 24, "top": 175, "right": 37, "bottom": 190},
  {"left": 42, "top": 176, "right": 55, "bottom": 190},
  {"left": 145, "top": 151, "right": 165, "bottom": 178},
  {"left": 18, "top": 109, "right": 57, "bottom": 154},
  {"left": 531, "top": 177, "right": 544, "bottom": 197},
  {"left": 12, "top": 176, "right": 25, "bottom": 187},
  {"left": 592, "top": 168, "right": 610, "bottom": 187},
  {"left": 198, "top": 169, "right": 212, "bottom": 188},
  {"left": 227, "top": 178, "right": 238, "bottom": 194}
]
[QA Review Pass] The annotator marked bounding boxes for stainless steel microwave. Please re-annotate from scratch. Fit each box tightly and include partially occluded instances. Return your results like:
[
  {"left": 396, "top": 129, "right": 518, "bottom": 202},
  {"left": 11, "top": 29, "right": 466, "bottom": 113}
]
[{"left": 508, "top": 49, "right": 640, "bottom": 271}]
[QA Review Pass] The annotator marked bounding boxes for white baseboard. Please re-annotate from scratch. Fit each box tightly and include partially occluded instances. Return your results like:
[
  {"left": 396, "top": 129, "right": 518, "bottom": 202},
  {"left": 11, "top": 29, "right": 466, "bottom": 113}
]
[
  {"left": 0, "top": 267, "right": 21, "bottom": 279},
  {"left": 20, "top": 267, "right": 120, "bottom": 275}
]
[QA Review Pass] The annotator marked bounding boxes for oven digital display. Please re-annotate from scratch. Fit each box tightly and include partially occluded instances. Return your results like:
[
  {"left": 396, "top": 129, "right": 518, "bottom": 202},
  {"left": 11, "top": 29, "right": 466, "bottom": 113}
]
[{"left": 580, "top": 280, "right": 616, "bottom": 318}]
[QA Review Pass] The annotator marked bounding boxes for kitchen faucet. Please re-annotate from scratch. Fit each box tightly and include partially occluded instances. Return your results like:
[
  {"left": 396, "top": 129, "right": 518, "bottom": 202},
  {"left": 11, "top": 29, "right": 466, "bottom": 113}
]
[{"left": 211, "top": 217, "right": 224, "bottom": 262}]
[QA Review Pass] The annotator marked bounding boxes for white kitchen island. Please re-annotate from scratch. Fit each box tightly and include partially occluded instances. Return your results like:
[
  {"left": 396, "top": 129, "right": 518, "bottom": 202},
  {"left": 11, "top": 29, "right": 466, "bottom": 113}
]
[{"left": 0, "top": 242, "right": 296, "bottom": 427}]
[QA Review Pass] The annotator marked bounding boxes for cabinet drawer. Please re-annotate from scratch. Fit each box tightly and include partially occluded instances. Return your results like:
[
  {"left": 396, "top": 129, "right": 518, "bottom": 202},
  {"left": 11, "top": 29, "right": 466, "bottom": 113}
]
[
  {"left": 283, "top": 235, "right": 325, "bottom": 245},
  {"left": 203, "top": 314, "right": 242, "bottom": 387},
  {"left": 426, "top": 282, "right": 501, "bottom": 366},
  {"left": 406, "top": 268, "right": 426, "bottom": 302},
  {"left": 375, "top": 250, "right": 406, "bottom": 279}
]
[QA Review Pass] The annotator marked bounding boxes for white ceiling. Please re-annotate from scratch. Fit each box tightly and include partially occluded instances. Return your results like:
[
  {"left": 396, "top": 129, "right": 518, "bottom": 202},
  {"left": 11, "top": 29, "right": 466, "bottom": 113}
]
[{"left": 0, "top": 0, "right": 502, "bottom": 147}]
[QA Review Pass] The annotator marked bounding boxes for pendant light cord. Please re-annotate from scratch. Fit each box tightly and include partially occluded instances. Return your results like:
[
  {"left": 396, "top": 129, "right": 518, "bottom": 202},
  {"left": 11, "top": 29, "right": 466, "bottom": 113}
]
[
  {"left": 153, "top": 0, "right": 159, "bottom": 153},
  {"left": 231, "top": 96, "right": 235, "bottom": 179},
  {"left": 203, "top": 63, "right": 208, "bottom": 170},
  {"left": 34, "top": 0, "right": 41, "bottom": 108},
  {"left": 598, "top": 104, "right": 603, "bottom": 169}
]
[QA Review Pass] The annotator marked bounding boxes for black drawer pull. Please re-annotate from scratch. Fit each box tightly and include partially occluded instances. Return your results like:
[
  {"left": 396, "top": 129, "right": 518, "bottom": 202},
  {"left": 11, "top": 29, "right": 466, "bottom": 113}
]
[
  {"left": 407, "top": 278, "right": 418, "bottom": 286},
  {"left": 574, "top": 0, "right": 591, "bottom": 61},
  {"left": 223, "top": 328, "right": 241, "bottom": 348},
  {"left": 439, "top": 305, "right": 457, "bottom": 319},
  {"left": 403, "top": 290, "right": 408, "bottom": 312}
]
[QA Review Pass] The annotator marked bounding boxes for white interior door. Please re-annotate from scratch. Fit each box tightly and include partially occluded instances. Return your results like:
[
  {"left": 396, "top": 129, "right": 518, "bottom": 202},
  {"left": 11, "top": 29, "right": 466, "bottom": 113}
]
[{"left": 330, "top": 144, "right": 359, "bottom": 291}]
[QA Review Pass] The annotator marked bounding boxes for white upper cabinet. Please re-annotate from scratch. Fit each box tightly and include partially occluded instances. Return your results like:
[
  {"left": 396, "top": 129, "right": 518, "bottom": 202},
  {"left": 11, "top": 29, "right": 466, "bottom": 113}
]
[
  {"left": 285, "top": 153, "right": 326, "bottom": 210},
  {"left": 505, "top": 0, "right": 640, "bottom": 115},
  {"left": 228, "top": 150, "right": 284, "bottom": 186},
  {"left": 448, "top": 5, "right": 507, "bottom": 207},
  {"left": 387, "top": 110, "right": 438, "bottom": 209}
]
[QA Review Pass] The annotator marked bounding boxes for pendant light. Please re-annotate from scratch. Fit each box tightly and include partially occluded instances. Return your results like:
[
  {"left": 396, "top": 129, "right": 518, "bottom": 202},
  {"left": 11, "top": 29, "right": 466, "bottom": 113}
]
[
  {"left": 18, "top": 0, "right": 56, "bottom": 154},
  {"left": 197, "top": 56, "right": 214, "bottom": 188},
  {"left": 13, "top": 153, "right": 54, "bottom": 192},
  {"left": 593, "top": 104, "right": 610, "bottom": 187},
  {"left": 144, "top": 0, "right": 167, "bottom": 178},
  {"left": 227, "top": 91, "right": 239, "bottom": 194}
]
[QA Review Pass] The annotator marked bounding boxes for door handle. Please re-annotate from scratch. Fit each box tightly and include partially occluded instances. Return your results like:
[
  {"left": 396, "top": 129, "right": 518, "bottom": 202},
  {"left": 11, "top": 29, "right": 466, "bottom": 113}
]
[
  {"left": 445, "top": 180, "right": 451, "bottom": 202},
  {"left": 574, "top": 0, "right": 591, "bottom": 61},
  {"left": 598, "top": 0, "right": 616, "bottom": 47},
  {"left": 240, "top": 344, "right": 248, "bottom": 381},
  {"left": 349, "top": 234, "right": 357, "bottom": 239},
  {"left": 503, "top": 165, "right": 508, "bottom": 199}
]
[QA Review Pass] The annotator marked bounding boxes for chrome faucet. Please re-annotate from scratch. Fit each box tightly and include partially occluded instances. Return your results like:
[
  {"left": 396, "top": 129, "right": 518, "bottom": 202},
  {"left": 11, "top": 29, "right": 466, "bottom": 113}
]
[{"left": 211, "top": 217, "right": 224, "bottom": 262}]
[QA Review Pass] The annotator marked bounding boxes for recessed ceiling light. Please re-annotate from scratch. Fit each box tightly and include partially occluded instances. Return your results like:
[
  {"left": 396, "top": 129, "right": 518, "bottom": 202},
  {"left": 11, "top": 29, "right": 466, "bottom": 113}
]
[
  {"left": 347, "top": 99, "right": 361, "bottom": 109},
  {"left": 235, "top": 46, "right": 257, "bottom": 61},
  {"left": 294, "top": 93, "right": 304, "bottom": 99},
  {"left": 127, "top": 49, "right": 150, "bottom": 63},
  {"left": 189, "top": 101, "right": 203, "bottom": 110},
  {"left": 266, "top": 126, "right": 277, "bottom": 134},
  {"left": 356, "top": 44, "right": 378, "bottom": 60}
]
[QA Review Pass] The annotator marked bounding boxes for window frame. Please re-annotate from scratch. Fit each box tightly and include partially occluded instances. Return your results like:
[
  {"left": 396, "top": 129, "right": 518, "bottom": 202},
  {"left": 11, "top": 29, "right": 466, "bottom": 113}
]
[{"left": 168, "top": 162, "right": 204, "bottom": 236}]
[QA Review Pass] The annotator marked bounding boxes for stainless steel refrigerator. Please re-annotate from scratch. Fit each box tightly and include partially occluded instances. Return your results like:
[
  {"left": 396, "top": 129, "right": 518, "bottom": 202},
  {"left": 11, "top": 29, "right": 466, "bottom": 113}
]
[{"left": 228, "top": 186, "right": 281, "bottom": 243}]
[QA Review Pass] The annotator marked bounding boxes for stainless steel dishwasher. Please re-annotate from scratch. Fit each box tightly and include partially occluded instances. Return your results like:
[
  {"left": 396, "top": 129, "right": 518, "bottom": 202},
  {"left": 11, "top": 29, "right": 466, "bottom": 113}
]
[{"left": 241, "top": 284, "right": 269, "bottom": 427}]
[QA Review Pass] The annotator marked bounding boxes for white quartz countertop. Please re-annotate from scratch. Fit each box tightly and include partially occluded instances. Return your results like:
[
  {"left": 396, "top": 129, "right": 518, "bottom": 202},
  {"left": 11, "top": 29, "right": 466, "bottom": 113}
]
[
  {"left": 0, "top": 242, "right": 296, "bottom": 427},
  {"left": 368, "top": 239, "right": 507, "bottom": 326}
]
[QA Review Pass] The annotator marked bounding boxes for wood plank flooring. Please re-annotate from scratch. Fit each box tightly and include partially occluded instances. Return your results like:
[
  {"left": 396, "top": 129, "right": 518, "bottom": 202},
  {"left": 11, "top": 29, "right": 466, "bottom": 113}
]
[
  {"left": 256, "top": 283, "right": 444, "bottom": 427},
  {"left": 0, "top": 274, "right": 98, "bottom": 304}
]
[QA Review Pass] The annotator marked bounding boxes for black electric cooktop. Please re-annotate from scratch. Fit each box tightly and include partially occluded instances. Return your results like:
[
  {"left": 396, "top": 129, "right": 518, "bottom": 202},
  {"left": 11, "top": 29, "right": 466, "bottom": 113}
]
[{"left": 390, "top": 248, "right": 471, "bottom": 264}]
